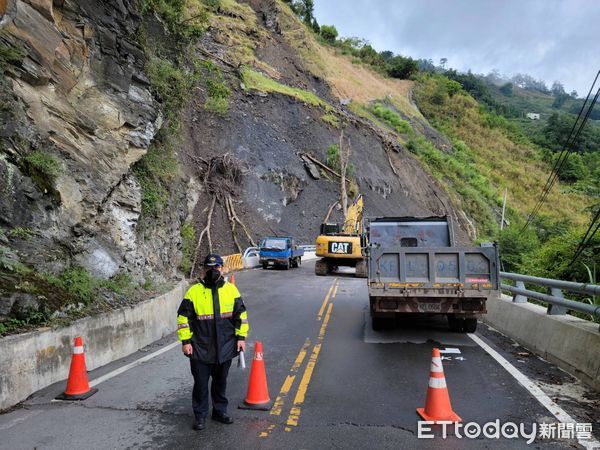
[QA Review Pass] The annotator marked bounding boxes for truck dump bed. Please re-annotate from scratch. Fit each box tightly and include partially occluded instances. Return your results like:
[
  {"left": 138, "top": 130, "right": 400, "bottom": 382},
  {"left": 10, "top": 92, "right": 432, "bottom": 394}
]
[{"left": 367, "top": 217, "right": 499, "bottom": 324}]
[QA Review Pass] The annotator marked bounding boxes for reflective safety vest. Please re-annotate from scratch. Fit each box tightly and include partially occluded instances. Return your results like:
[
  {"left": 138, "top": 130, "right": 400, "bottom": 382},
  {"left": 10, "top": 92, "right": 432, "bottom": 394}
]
[{"left": 177, "top": 278, "right": 249, "bottom": 364}]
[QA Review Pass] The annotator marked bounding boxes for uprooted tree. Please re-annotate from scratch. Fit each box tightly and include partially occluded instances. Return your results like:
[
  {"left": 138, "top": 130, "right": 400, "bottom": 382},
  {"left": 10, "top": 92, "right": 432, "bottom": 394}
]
[{"left": 187, "top": 152, "right": 256, "bottom": 278}]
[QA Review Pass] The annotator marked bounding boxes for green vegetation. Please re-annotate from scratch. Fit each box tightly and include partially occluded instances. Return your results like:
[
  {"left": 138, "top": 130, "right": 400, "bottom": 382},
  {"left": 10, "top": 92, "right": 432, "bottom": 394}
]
[
  {"left": 320, "top": 112, "right": 339, "bottom": 128},
  {"left": 203, "top": 61, "right": 231, "bottom": 114},
  {"left": 179, "top": 222, "right": 196, "bottom": 274},
  {"left": 369, "top": 103, "right": 412, "bottom": 134},
  {"left": 45, "top": 266, "right": 96, "bottom": 304},
  {"left": 140, "top": 0, "right": 207, "bottom": 43},
  {"left": 0, "top": 42, "right": 25, "bottom": 71},
  {"left": 145, "top": 56, "right": 200, "bottom": 131},
  {"left": 135, "top": 2, "right": 215, "bottom": 219},
  {"left": 320, "top": 25, "right": 338, "bottom": 43},
  {"left": 326, "top": 144, "right": 355, "bottom": 177},
  {"left": 133, "top": 137, "right": 178, "bottom": 216},
  {"left": 407, "top": 135, "right": 499, "bottom": 238},
  {"left": 241, "top": 67, "right": 332, "bottom": 110},
  {"left": 44, "top": 267, "right": 142, "bottom": 304},
  {"left": 413, "top": 73, "right": 598, "bottom": 285},
  {"left": 0, "top": 313, "right": 47, "bottom": 336},
  {"left": 23, "top": 150, "right": 62, "bottom": 192},
  {"left": 8, "top": 227, "right": 34, "bottom": 240}
]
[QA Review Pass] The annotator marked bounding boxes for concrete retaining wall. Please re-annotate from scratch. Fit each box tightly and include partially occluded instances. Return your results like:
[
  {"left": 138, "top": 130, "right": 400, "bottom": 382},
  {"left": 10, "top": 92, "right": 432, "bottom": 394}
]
[
  {"left": 484, "top": 295, "right": 600, "bottom": 391},
  {"left": 0, "top": 281, "right": 187, "bottom": 411}
]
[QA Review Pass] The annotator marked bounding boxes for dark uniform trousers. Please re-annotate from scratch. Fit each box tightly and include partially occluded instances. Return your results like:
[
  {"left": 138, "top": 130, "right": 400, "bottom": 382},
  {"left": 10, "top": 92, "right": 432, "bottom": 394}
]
[{"left": 190, "top": 359, "right": 232, "bottom": 419}]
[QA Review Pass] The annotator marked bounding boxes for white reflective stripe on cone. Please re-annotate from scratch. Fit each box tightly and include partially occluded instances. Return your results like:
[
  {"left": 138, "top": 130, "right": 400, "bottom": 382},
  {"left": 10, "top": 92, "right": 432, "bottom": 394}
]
[
  {"left": 430, "top": 357, "right": 443, "bottom": 373},
  {"left": 429, "top": 377, "right": 447, "bottom": 389},
  {"left": 73, "top": 346, "right": 84, "bottom": 354}
]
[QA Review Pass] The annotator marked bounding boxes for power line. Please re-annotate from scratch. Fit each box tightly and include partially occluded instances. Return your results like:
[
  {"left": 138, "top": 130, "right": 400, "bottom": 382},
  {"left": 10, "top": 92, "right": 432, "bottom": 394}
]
[
  {"left": 569, "top": 204, "right": 600, "bottom": 267},
  {"left": 531, "top": 88, "right": 600, "bottom": 217},
  {"left": 522, "top": 70, "right": 600, "bottom": 231}
]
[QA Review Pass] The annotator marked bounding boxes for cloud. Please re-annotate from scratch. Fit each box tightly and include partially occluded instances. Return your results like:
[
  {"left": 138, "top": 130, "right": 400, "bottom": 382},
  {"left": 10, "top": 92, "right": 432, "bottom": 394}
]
[{"left": 314, "top": 0, "right": 599, "bottom": 94}]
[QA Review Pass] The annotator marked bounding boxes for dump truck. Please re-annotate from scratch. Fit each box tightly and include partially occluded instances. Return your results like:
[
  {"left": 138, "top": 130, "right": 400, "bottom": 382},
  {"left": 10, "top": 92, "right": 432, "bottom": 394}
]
[
  {"left": 315, "top": 195, "right": 367, "bottom": 277},
  {"left": 259, "top": 236, "right": 304, "bottom": 270},
  {"left": 367, "top": 216, "right": 500, "bottom": 332}
]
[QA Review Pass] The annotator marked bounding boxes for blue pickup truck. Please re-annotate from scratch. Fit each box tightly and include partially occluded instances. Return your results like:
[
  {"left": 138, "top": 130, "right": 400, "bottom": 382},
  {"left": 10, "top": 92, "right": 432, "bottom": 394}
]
[{"left": 259, "top": 236, "right": 304, "bottom": 270}]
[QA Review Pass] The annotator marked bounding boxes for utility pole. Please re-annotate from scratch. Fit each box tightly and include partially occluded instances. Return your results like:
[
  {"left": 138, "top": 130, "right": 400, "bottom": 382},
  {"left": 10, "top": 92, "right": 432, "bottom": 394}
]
[{"left": 501, "top": 188, "right": 508, "bottom": 230}]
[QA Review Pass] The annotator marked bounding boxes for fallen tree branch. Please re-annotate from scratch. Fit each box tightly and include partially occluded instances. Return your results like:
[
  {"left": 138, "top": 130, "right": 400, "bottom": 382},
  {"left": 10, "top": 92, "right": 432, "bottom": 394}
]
[
  {"left": 227, "top": 194, "right": 256, "bottom": 247},
  {"left": 224, "top": 194, "right": 243, "bottom": 254},
  {"left": 301, "top": 153, "right": 351, "bottom": 185},
  {"left": 189, "top": 197, "right": 216, "bottom": 279},
  {"left": 323, "top": 201, "right": 339, "bottom": 223}
]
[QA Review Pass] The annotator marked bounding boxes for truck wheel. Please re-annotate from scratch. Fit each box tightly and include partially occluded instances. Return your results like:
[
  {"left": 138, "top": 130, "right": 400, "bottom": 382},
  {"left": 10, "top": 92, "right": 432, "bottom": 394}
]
[
  {"left": 355, "top": 260, "right": 368, "bottom": 278},
  {"left": 284, "top": 259, "right": 290, "bottom": 270},
  {"left": 262, "top": 262, "right": 268, "bottom": 270},
  {"left": 447, "top": 315, "right": 464, "bottom": 332},
  {"left": 463, "top": 318, "right": 478, "bottom": 333}
]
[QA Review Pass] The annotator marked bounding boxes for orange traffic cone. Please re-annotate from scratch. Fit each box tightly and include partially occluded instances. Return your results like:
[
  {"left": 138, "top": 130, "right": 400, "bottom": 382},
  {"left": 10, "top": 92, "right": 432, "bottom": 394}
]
[
  {"left": 56, "top": 336, "right": 98, "bottom": 400},
  {"left": 416, "top": 348, "right": 461, "bottom": 422},
  {"left": 229, "top": 273, "right": 236, "bottom": 286},
  {"left": 238, "top": 341, "right": 272, "bottom": 411}
]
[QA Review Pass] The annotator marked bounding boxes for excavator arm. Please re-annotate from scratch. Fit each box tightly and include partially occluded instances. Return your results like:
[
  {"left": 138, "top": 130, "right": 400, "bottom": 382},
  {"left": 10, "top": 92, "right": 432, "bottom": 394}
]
[{"left": 342, "top": 195, "right": 363, "bottom": 235}]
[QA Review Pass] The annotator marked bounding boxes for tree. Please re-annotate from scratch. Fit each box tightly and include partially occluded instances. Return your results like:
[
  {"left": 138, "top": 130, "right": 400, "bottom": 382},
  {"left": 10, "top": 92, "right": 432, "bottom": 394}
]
[
  {"left": 320, "top": 25, "right": 338, "bottom": 43},
  {"left": 570, "top": 90, "right": 578, "bottom": 98},
  {"left": 556, "top": 152, "right": 588, "bottom": 183},
  {"left": 386, "top": 55, "right": 419, "bottom": 79},
  {"left": 439, "top": 57, "right": 447, "bottom": 70},
  {"left": 358, "top": 44, "right": 384, "bottom": 68},
  {"left": 551, "top": 81, "right": 565, "bottom": 97},
  {"left": 499, "top": 82, "right": 513, "bottom": 97},
  {"left": 417, "top": 58, "right": 436, "bottom": 73},
  {"left": 552, "top": 92, "right": 570, "bottom": 109},
  {"left": 311, "top": 18, "right": 320, "bottom": 33},
  {"left": 379, "top": 50, "right": 394, "bottom": 61}
]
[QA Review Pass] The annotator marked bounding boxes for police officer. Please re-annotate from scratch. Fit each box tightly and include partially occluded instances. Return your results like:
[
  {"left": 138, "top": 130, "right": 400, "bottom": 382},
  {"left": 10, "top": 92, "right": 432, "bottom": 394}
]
[{"left": 177, "top": 254, "right": 249, "bottom": 431}]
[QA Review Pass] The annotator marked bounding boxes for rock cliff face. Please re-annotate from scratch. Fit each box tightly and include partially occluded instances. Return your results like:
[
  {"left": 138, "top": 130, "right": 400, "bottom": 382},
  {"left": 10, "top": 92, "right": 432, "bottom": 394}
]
[
  {"left": 0, "top": 0, "right": 177, "bottom": 282},
  {"left": 0, "top": 0, "right": 472, "bottom": 324}
]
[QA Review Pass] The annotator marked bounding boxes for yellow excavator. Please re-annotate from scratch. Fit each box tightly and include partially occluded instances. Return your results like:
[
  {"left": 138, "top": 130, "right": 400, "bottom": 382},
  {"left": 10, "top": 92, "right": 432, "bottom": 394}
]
[{"left": 315, "top": 195, "right": 367, "bottom": 277}]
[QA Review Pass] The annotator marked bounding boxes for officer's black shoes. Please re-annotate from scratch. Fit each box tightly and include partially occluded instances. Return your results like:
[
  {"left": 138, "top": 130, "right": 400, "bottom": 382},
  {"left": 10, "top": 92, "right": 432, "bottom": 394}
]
[
  {"left": 211, "top": 411, "right": 234, "bottom": 424},
  {"left": 193, "top": 417, "right": 206, "bottom": 431}
]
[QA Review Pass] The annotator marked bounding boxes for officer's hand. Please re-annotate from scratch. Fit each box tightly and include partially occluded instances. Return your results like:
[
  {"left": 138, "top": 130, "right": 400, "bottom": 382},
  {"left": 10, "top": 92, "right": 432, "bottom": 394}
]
[
  {"left": 237, "top": 340, "right": 246, "bottom": 352},
  {"left": 182, "top": 343, "right": 193, "bottom": 356}
]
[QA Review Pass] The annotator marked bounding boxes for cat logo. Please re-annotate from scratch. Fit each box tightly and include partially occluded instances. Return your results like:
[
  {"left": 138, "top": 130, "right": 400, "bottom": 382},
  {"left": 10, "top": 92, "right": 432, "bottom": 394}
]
[{"left": 329, "top": 242, "right": 352, "bottom": 254}]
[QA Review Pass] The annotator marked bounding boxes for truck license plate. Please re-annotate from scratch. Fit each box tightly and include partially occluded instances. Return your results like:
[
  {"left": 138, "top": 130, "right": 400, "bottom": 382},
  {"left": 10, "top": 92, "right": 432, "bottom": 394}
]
[
  {"left": 268, "top": 261, "right": 274, "bottom": 266},
  {"left": 420, "top": 303, "right": 441, "bottom": 313}
]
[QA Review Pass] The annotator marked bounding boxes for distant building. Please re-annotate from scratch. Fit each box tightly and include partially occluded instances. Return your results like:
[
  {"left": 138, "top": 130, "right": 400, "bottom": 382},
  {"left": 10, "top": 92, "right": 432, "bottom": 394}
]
[{"left": 526, "top": 113, "right": 540, "bottom": 120}]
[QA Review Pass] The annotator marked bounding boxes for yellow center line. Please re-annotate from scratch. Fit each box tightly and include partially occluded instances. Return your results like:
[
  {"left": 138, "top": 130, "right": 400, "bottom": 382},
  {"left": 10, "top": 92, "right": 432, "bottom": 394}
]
[
  {"left": 269, "top": 338, "right": 311, "bottom": 416},
  {"left": 317, "top": 279, "right": 337, "bottom": 321},
  {"left": 259, "top": 278, "right": 337, "bottom": 438},
  {"left": 331, "top": 281, "right": 339, "bottom": 299},
  {"left": 286, "top": 302, "right": 334, "bottom": 429}
]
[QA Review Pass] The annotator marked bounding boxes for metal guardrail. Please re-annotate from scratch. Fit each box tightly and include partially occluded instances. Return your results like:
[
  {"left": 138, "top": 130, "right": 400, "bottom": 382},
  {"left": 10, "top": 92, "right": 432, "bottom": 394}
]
[{"left": 500, "top": 272, "right": 600, "bottom": 320}]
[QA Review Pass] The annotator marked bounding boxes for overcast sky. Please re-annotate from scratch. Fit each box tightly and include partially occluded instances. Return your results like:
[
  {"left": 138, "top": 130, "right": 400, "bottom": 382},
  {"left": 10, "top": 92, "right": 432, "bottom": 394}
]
[{"left": 314, "top": 0, "right": 599, "bottom": 95}]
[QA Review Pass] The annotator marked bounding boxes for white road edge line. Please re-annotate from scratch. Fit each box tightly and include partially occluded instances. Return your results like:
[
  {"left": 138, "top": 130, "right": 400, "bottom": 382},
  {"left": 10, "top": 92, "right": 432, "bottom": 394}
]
[
  {"left": 468, "top": 333, "right": 600, "bottom": 450},
  {"left": 89, "top": 341, "right": 180, "bottom": 388}
]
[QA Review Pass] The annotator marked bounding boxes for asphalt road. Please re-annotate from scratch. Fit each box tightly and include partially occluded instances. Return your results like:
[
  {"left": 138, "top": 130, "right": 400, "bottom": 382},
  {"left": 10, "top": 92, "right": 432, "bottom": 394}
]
[{"left": 1, "top": 262, "right": 598, "bottom": 449}]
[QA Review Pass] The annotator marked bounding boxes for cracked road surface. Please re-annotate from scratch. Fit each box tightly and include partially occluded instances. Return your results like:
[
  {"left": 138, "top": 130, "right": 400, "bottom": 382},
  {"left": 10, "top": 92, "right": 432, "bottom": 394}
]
[{"left": 1, "top": 262, "right": 598, "bottom": 449}]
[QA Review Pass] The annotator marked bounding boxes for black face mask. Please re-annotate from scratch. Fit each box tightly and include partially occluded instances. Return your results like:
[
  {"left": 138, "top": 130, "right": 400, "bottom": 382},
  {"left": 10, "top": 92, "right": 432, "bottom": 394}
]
[{"left": 203, "top": 268, "right": 221, "bottom": 286}]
